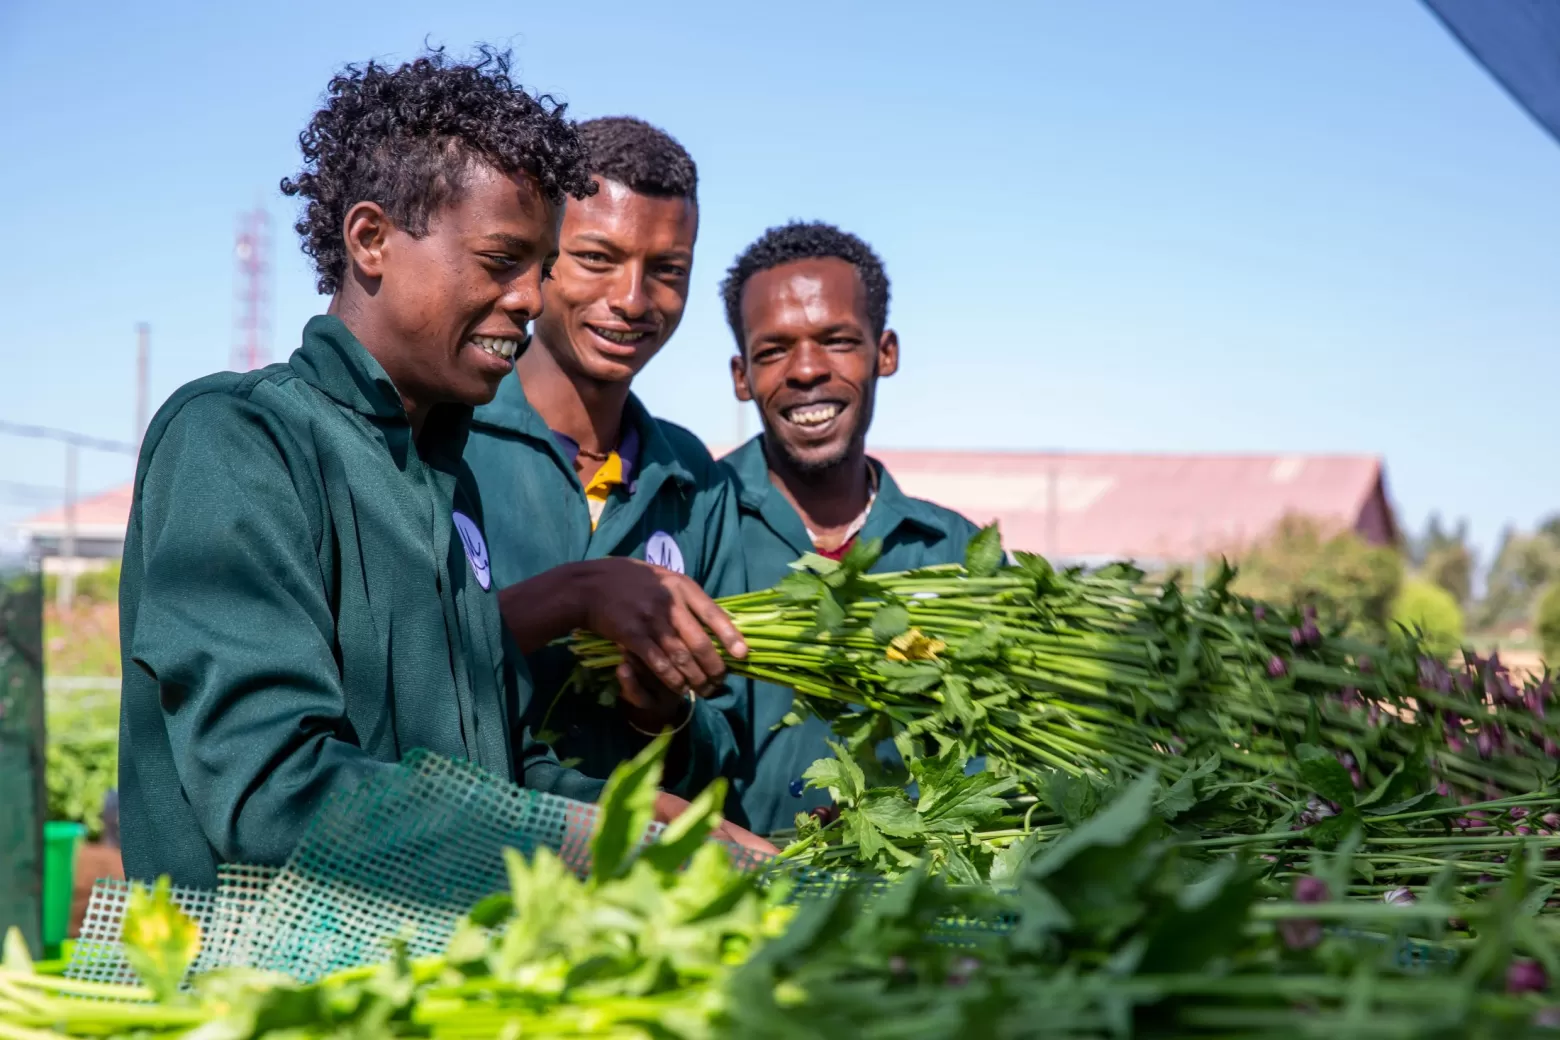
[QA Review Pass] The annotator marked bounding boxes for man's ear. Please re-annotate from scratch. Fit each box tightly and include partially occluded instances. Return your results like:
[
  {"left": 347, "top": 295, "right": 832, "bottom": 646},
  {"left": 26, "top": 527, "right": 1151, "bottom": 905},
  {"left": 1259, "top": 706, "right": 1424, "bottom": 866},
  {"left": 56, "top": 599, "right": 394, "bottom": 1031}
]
[
  {"left": 730, "top": 353, "right": 754, "bottom": 402},
  {"left": 876, "top": 329, "right": 900, "bottom": 379},
  {"left": 342, "top": 201, "right": 393, "bottom": 281}
]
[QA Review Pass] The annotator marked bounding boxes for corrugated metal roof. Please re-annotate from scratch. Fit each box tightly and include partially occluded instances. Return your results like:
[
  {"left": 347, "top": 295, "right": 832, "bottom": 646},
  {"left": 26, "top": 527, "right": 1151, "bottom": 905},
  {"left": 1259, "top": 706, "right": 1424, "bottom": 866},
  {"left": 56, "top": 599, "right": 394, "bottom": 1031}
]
[
  {"left": 867, "top": 449, "right": 1391, "bottom": 563},
  {"left": 16, "top": 484, "right": 134, "bottom": 539},
  {"left": 13, "top": 450, "right": 1394, "bottom": 566}
]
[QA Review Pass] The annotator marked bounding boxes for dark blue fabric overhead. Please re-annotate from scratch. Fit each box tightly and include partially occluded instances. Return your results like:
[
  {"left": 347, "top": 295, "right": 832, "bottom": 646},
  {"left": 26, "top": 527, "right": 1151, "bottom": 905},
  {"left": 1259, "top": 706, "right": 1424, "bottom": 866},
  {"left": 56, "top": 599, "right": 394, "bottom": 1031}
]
[{"left": 1422, "top": 0, "right": 1560, "bottom": 147}]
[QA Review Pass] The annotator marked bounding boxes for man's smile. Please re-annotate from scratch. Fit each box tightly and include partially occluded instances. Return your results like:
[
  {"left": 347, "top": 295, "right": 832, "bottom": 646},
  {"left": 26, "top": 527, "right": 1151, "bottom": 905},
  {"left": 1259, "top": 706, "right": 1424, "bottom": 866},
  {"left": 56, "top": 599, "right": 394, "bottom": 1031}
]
[{"left": 468, "top": 334, "right": 524, "bottom": 360}]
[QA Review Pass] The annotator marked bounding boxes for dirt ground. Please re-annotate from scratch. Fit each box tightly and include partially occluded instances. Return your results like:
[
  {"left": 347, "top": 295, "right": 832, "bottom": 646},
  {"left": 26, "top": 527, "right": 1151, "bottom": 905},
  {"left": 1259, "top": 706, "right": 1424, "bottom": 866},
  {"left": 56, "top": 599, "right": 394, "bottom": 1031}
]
[{"left": 72, "top": 843, "right": 124, "bottom": 937}]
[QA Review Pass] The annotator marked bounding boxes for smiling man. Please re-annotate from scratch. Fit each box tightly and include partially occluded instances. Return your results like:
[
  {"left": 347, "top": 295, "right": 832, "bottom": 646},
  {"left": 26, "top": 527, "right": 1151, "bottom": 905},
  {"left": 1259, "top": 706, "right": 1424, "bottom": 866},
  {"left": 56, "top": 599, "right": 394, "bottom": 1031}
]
[
  {"left": 117, "top": 55, "right": 764, "bottom": 889},
  {"left": 717, "top": 222, "right": 983, "bottom": 834},
  {"left": 464, "top": 117, "right": 753, "bottom": 792}
]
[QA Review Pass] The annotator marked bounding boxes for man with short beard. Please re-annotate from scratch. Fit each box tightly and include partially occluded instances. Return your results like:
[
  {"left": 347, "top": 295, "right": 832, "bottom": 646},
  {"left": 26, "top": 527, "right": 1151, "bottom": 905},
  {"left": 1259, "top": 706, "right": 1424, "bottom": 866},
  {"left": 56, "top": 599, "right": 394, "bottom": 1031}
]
[
  {"left": 465, "top": 118, "right": 753, "bottom": 793},
  {"left": 117, "top": 53, "right": 765, "bottom": 888},
  {"left": 717, "top": 222, "right": 982, "bottom": 835}
]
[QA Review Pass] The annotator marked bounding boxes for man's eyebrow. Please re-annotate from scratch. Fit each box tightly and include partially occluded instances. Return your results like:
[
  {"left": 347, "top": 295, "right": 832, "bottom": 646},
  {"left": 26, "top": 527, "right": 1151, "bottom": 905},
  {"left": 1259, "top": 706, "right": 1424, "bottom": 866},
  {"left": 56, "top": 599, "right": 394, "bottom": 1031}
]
[{"left": 476, "top": 233, "right": 535, "bottom": 251}]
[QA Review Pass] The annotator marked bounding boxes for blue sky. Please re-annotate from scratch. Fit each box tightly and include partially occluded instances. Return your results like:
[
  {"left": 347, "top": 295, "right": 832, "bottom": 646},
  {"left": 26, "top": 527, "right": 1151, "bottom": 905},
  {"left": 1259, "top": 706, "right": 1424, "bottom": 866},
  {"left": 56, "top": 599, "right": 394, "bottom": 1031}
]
[{"left": 2, "top": 0, "right": 1557, "bottom": 562}]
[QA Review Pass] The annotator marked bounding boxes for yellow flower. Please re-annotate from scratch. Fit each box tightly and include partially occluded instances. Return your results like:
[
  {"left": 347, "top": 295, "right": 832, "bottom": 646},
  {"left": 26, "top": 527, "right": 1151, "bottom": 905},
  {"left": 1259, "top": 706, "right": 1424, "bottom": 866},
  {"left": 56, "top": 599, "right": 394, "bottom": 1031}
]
[{"left": 886, "top": 628, "right": 947, "bottom": 662}]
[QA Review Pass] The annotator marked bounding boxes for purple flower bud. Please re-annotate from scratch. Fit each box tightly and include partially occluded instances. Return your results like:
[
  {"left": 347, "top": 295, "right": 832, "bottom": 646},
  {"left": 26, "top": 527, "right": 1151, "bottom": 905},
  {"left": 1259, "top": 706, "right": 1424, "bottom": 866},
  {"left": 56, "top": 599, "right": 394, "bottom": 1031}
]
[
  {"left": 1479, "top": 874, "right": 1497, "bottom": 885},
  {"left": 1338, "top": 752, "right": 1356, "bottom": 769},
  {"left": 1477, "top": 730, "right": 1495, "bottom": 759},
  {"left": 1358, "top": 655, "right": 1373, "bottom": 674},
  {"left": 1301, "top": 620, "right": 1322, "bottom": 646},
  {"left": 1470, "top": 810, "right": 1489, "bottom": 821},
  {"left": 1349, "top": 768, "right": 1363, "bottom": 789},
  {"left": 1512, "top": 808, "right": 1531, "bottom": 821},
  {"left": 1384, "top": 887, "right": 1416, "bottom": 905},
  {"left": 1520, "top": 825, "right": 1535, "bottom": 836},
  {"left": 1447, "top": 734, "right": 1466, "bottom": 754},
  {"left": 1267, "top": 656, "right": 1288, "bottom": 679},
  {"left": 1368, "top": 702, "right": 1381, "bottom": 727},
  {"left": 1546, "top": 738, "right": 1560, "bottom": 760},
  {"left": 1253, "top": 605, "right": 1267, "bottom": 622},
  {"left": 1509, "top": 958, "right": 1549, "bottom": 995},
  {"left": 1294, "top": 876, "right": 1330, "bottom": 903},
  {"left": 1542, "top": 813, "right": 1559, "bottom": 829},
  {"left": 1437, "top": 782, "right": 1451, "bottom": 797},
  {"left": 1291, "top": 627, "right": 1306, "bottom": 648},
  {"left": 1260, "top": 854, "right": 1279, "bottom": 863},
  {"left": 1455, "top": 817, "right": 1473, "bottom": 831}
]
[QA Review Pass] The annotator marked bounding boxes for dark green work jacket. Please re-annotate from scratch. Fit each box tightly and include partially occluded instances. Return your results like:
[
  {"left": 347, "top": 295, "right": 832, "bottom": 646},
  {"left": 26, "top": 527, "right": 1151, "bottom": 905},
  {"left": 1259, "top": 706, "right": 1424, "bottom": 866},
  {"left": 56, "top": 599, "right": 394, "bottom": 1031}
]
[
  {"left": 118, "top": 316, "right": 598, "bottom": 889},
  {"left": 718, "top": 435, "right": 982, "bottom": 836},
  {"left": 464, "top": 374, "right": 747, "bottom": 787}
]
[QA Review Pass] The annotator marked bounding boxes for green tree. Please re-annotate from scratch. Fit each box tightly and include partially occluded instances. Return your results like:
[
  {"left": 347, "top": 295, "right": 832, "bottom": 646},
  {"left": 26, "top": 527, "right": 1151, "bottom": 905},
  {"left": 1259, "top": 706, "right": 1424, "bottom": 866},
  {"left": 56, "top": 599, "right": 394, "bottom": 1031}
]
[
  {"left": 1231, "top": 515, "right": 1404, "bottom": 638},
  {"left": 1476, "top": 522, "right": 1560, "bottom": 630},
  {"left": 1391, "top": 577, "right": 1465, "bottom": 658},
  {"left": 1411, "top": 513, "right": 1474, "bottom": 607},
  {"left": 1536, "top": 583, "right": 1560, "bottom": 664}
]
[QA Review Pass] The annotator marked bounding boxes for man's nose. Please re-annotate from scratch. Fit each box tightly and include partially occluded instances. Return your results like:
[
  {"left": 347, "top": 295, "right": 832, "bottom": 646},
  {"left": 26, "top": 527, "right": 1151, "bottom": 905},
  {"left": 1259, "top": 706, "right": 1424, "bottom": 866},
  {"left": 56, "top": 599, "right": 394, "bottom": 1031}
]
[
  {"left": 606, "top": 261, "right": 650, "bottom": 320},
  {"left": 785, "top": 340, "right": 831, "bottom": 387}
]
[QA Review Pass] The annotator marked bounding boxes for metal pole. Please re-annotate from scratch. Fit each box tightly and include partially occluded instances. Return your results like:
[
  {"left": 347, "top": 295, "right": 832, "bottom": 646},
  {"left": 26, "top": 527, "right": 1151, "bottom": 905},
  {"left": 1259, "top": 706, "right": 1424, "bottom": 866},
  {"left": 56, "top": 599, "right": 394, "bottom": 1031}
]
[
  {"left": 135, "top": 323, "right": 150, "bottom": 449},
  {"left": 58, "top": 443, "right": 77, "bottom": 610}
]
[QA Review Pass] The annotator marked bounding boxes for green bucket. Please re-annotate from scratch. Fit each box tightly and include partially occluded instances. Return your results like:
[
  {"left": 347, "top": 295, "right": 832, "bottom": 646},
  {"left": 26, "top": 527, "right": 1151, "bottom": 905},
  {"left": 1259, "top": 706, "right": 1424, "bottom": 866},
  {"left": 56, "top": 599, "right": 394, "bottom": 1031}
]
[{"left": 42, "top": 821, "right": 85, "bottom": 951}]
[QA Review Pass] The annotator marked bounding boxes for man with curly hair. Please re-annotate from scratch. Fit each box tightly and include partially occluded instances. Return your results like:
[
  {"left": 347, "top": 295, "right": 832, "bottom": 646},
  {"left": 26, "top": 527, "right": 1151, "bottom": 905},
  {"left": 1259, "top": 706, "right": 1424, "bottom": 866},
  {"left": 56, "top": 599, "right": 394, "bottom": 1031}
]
[
  {"left": 716, "top": 222, "right": 983, "bottom": 835},
  {"left": 463, "top": 116, "right": 752, "bottom": 791},
  {"left": 117, "top": 51, "right": 767, "bottom": 888}
]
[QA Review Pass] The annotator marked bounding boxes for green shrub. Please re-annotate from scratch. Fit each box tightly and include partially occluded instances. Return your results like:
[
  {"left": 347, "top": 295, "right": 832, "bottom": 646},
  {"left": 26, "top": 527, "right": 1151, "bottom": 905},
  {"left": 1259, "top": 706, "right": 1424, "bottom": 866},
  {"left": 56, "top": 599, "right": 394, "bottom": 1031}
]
[
  {"left": 1536, "top": 583, "right": 1560, "bottom": 664},
  {"left": 42, "top": 561, "right": 121, "bottom": 606},
  {"left": 1391, "top": 576, "right": 1465, "bottom": 658},
  {"left": 1232, "top": 516, "right": 1404, "bottom": 639},
  {"left": 46, "top": 690, "right": 119, "bottom": 838}
]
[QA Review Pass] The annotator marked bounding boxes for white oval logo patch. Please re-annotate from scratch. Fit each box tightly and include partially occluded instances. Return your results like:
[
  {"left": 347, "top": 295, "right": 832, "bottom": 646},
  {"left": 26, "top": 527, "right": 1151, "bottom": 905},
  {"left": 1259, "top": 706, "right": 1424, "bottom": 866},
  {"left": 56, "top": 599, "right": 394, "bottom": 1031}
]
[
  {"left": 452, "top": 511, "right": 491, "bottom": 591},
  {"left": 645, "top": 530, "right": 684, "bottom": 574}
]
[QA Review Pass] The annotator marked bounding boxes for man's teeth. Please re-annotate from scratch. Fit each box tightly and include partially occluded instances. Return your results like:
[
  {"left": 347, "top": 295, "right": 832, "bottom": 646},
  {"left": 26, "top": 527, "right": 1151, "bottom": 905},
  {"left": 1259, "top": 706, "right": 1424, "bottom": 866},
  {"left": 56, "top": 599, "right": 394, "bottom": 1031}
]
[
  {"left": 590, "top": 326, "right": 650, "bottom": 345},
  {"left": 787, "top": 403, "right": 842, "bottom": 427},
  {"left": 470, "top": 335, "right": 520, "bottom": 360}
]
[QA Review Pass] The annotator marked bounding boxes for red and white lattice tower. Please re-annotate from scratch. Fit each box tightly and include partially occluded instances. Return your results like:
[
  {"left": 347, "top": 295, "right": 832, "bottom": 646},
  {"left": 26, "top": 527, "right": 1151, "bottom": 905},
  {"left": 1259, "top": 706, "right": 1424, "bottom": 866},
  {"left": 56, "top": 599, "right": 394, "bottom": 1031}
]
[{"left": 232, "top": 207, "right": 273, "bottom": 371}]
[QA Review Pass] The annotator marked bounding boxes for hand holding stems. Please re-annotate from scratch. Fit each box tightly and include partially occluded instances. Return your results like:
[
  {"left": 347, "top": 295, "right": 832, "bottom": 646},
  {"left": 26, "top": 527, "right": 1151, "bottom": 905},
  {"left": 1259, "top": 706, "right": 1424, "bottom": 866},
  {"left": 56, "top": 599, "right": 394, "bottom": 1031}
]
[{"left": 500, "top": 557, "right": 748, "bottom": 696}]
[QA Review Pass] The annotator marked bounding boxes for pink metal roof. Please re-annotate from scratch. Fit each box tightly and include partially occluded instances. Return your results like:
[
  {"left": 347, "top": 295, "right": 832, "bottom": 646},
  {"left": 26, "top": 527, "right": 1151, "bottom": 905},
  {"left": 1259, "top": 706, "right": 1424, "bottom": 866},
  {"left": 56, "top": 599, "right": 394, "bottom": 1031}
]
[
  {"left": 867, "top": 450, "right": 1394, "bottom": 563},
  {"left": 17, "top": 484, "right": 135, "bottom": 538}
]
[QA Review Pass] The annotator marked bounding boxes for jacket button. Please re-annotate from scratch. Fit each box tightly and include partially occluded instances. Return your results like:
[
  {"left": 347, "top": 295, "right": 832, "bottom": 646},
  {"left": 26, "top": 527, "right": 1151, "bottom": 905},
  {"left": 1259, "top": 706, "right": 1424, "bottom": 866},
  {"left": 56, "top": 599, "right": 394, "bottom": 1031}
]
[{"left": 788, "top": 778, "right": 805, "bottom": 798}]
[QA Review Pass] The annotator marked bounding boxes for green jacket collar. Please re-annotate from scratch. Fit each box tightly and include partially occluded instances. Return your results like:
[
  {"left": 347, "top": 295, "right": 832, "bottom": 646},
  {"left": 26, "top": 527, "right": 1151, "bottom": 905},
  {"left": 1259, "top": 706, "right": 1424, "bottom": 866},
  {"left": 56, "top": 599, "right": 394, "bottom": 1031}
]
[
  {"left": 291, "top": 314, "right": 473, "bottom": 467},
  {"left": 724, "top": 435, "right": 954, "bottom": 555},
  {"left": 471, "top": 371, "right": 695, "bottom": 494}
]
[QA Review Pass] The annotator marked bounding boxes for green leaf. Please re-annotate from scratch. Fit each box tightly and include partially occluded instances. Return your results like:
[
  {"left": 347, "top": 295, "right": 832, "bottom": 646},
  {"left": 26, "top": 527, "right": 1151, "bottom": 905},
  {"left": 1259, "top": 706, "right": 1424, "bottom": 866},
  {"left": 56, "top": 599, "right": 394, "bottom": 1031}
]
[
  {"left": 869, "top": 603, "right": 911, "bottom": 642},
  {"left": 1028, "top": 770, "right": 1161, "bottom": 882},
  {"left": 3, "top": 928, "right": 33, "bottom": 973},
  {"left": 964, "top": 523, "right": 1004, "bottom": 578},
  {"left": 777, "top": 570, "right": 826, "bottom": 603},
  {"left": 122, "top": 877, "right": 201, "bottom": 1001},
  {"left": 815, "top": 588, "right": 847, "bottom": 635},
  {"left": 940, "top": 674, "right": 979, "bottom": 730},
  {"left": 857, "top": 789, "right": 925, "bottom": 837},
  {"left": 803, "top": 741, "right": 865, "bottom": 803},
  {"left": 465, "top": 892, "right": 514, "bottom": 928},
  {"left": 1306, "top": 809, "right": 1363, "bottom": 851},
  {"left": 643, "top": 777, "right": 729, "bottom": 873},
  {"left": 590, "top": 731, "right": 668, "bottom": 883},
  {"left": 1296, "top": 743, "right": 1356, "bottom": 808},
  {"left": 882, "top": 663, "right": 942, "bottom": 694},
  {"left": 840, "top": 537, "right": 883, "bottom": 575},
  {"left": 953, "top": 622, "right": 1004, "bottom": 662}
]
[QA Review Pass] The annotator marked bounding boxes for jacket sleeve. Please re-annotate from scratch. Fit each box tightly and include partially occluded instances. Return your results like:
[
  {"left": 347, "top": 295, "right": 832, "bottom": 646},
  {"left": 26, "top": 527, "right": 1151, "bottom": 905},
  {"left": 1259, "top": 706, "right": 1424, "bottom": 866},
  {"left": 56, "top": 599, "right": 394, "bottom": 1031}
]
[{"left": 127, "top": 393, "right": 394, "bottom": 866}]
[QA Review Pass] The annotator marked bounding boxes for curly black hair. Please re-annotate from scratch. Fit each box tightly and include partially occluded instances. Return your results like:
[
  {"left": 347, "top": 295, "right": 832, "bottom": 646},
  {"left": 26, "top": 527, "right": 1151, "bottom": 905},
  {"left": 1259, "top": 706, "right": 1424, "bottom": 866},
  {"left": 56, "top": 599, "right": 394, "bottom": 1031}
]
[
  {"left": 281, "top": 46, "right": 597, "bottom": 295},
  {"left": 578, "top": 117, "right": 697, "bottom": 201},
  {"left": 720, "top": 221, "right": 890, "bottom": 351}
]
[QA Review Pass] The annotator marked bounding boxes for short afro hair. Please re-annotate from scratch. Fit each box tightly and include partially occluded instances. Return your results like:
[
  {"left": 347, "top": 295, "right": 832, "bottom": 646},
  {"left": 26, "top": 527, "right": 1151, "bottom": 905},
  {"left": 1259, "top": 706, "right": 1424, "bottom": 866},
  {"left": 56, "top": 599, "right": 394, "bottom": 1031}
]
[
  {"left": 720, "top": 221, "right": 890, "bottom": 351},
  {"left": 578, "top": 116, "right": 697, "bottom": 200},
  {"left": 281, "top": 46, "right": 597, "bottom": 295}
]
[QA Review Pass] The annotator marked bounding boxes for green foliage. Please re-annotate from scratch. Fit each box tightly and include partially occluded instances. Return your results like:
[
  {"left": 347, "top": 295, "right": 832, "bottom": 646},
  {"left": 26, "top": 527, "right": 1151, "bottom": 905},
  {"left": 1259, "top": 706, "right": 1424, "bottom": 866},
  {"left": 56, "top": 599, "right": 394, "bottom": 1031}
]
[
  {"left": 1392, "top": 576, "right": 1465, "bottom": 657},
  {"left": 1478, "top": 522, "right": 1560, "bottom": 630},
  {"left": 1536, "top": 582, "right": 1560, "bottom": 664},
  {"left": 46, "top": 691, "right": 118, "bottom": 837},
  {"left": 1231, "top": 514, "right": 1403, "bottom": 637},
  {"left": 41, "top": 561, "right": 121, "bottom": 606},
  {"left": 1412, "top": 514, "right": 1475, "bottom": 606}
]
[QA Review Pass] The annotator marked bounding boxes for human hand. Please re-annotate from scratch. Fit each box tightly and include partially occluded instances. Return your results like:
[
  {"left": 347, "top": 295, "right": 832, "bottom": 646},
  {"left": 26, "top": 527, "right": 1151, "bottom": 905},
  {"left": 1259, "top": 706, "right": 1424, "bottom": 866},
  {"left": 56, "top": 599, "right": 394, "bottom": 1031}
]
[
  {"left": 579, "top": 558, "right": 747, "bottom": 695},
  {"left": 653, "top": 790, "right": 778, "bottom": 857}
]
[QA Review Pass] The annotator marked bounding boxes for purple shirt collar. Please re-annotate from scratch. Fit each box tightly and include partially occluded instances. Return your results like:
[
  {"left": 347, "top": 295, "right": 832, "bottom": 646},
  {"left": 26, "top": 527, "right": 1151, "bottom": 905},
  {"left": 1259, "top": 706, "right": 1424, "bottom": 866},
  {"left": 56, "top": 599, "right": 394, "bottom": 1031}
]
[{"left": 551, "top": 421, "right": 642, "bottom": 493}]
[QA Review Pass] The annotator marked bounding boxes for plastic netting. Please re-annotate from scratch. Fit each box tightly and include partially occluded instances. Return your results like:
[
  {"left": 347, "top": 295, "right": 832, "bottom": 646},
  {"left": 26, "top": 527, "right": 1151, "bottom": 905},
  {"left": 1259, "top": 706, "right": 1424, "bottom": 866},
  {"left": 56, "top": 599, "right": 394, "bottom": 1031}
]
[
  {"left": 67, "top": 750, "right": 773, "bottom": 986},
  {"left": 66, "top": 749, "right": 1455, "bottom": 988}
]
